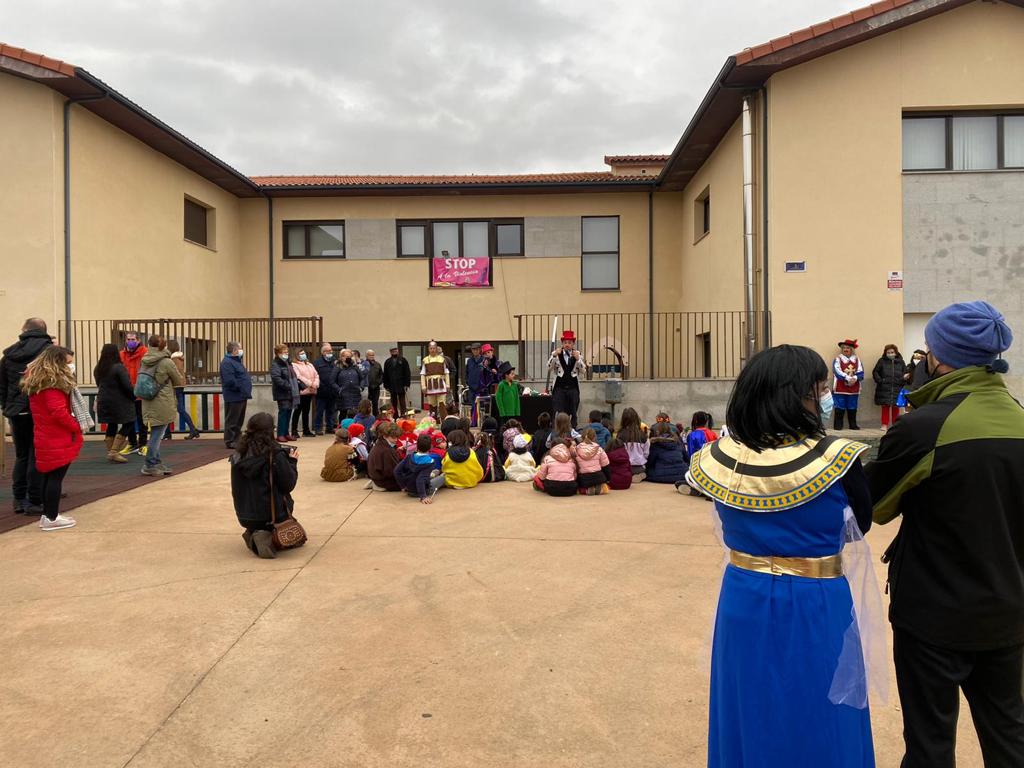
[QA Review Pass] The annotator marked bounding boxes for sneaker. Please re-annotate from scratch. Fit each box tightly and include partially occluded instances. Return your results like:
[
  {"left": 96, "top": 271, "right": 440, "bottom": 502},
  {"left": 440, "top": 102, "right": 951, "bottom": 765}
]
[
  {"left": 119, "top": 445, "right": 139, "bottom": 455},
  {"left": 24, "top": 502, "right": 44, "bottom": 515},
  {"left": 141, "top": 465, "right": 163, "bottom": 477},
  {"left": 40, "top": 514, "right": 76, "bottom": 531},
  {"left": 139, "top": 446, "right": 148, "bottom": 457},
  {"left": 363, "top": 480, "right": 374, "bottom": 490},
  {"left": 158, "top": 463, "right": 174, "bottom": 475}
]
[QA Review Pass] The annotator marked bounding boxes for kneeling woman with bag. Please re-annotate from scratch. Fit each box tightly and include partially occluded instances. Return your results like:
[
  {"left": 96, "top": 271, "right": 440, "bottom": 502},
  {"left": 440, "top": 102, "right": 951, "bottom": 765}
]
[{"left": 230, "top": 412, "right": 306, "bottom": 558}]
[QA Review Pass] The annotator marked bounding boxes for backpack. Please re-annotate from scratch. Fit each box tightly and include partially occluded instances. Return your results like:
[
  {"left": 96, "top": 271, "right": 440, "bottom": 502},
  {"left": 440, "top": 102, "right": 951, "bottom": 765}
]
[{"left": 134, "top": 362, "right": 165, "bottom": 400}]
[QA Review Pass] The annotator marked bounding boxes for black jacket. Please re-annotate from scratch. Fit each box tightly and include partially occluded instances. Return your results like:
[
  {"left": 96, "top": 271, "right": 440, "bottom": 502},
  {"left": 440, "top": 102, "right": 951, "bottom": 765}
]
[
  {"left": 313, "top": 356, "right": 339, "bottom": 400},
  {"left": 383, "top": 355, "right": 411, "bottom": 391},
  {"left": 394, "top": 452, "right": 437, "bottom": 498},
  {"left": 366, "top": 360, "right": 384, "bottom": 388},
  {"left": 866, "top": 366, "right": 1024, "bottom": 650},
  {"left": 95, "top": 362, "right": 136, "bottom": 424},
  {"left": 475, "top": 446, "right": 506, "bottom": 482},
  {"left": 335, "top": 361, "right": 364, "bottom": 411},
  {"left": 872, "top": 355, "right": 907, "bottom": 406},
  {"left": 270, "top": 357, "right": 299, "bottom": 404},
  {"left": 0, "top": 328, "right": 53, "bottom": 417},
  {"left": 230, "top": 446, "right": 298, "bottom": 529}
]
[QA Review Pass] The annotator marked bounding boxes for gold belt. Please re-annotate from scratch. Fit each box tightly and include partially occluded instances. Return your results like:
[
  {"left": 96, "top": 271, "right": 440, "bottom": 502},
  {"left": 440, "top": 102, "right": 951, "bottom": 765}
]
[{"left": 730, "top": 549, "right": 843, "bottom": 579}]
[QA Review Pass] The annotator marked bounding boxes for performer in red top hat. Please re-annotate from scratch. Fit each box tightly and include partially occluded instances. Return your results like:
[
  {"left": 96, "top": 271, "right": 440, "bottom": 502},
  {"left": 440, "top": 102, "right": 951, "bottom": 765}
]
[
  {"left": 547, "top": 330, "right": 587, "bottom": 427},
  {"left": 832, "top": 339, "right": 864, "bottom": 430}
]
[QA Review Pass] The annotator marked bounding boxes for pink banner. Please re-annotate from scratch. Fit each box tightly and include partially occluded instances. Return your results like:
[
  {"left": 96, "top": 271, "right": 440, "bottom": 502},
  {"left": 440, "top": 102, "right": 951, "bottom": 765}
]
[{"left": 431, "top": 256, "right": 490, "bottom": 287}]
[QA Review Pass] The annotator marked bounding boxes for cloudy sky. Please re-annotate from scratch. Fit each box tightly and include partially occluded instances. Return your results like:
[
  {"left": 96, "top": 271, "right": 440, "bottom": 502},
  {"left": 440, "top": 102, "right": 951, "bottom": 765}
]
[{"left": 3, "top": 0, "right": 858, "bottom": 175}]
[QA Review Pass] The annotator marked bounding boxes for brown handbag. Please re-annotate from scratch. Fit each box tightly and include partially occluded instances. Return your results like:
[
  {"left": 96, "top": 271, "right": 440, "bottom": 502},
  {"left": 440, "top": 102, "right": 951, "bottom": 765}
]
[{"left": 269, "top": 453, "right": 307, "bottom": 550}]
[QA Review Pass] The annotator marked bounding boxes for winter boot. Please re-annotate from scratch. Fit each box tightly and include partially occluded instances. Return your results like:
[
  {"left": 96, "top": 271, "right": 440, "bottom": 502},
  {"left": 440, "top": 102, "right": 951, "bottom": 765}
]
[
  {"left": 833, "top": 409, "right": 846, "bottom": 431},
  {"left": 108, "top": 435, "right": 129, "bottom": 463},
  {"left": 251, "top": 530, "right": 277, "bottom": 559},
  {"left": 847, "top": 409, "right": 861, "bottom": 430},
  {"left": 242, "top": 530, "right": 258, "bottom": 556}
]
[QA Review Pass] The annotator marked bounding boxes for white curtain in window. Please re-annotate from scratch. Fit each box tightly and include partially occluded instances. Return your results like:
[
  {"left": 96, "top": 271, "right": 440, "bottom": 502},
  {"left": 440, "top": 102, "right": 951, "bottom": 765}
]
[
  {"left": 400, "top": 226, "right": 425, "bottom": 256},
  {"left": 433, "top": 222, "right": 459, "bottom": 258},
  {"left": 1005, "top": 116, "right": 1024, "bottom": 168},
  {"left": 463, "top": 222, "right": 489, "bottom": 257},
  {"left": 952, "top": 116, "right": 997, "bottom": 170},
  {"left": 582, "top": 252, "right": 618, "bottom": 290},
  {"left": 902, "top": 118, "right": 946, "bottom": 170},
  {"left": 583, "top": 216, "right": 618, "bottom": 252}
]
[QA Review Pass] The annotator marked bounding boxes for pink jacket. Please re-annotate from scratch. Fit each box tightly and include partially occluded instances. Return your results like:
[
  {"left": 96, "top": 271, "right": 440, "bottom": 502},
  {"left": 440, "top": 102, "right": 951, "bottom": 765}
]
[
  {"left": 575, "top": 441, "right": 609, "bottom": 475},
  {"left": 536, "top": 443, "right": 577, "bottom": 483},
  {"left": 292, "top": 360, "right": 319, "bottom": 396}
]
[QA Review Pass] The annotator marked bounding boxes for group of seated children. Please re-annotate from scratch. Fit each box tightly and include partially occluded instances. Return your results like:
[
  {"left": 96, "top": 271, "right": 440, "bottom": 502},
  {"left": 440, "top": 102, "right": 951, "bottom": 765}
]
[{"left": 319, "top": 401, "right": 720, "bottom": 503}]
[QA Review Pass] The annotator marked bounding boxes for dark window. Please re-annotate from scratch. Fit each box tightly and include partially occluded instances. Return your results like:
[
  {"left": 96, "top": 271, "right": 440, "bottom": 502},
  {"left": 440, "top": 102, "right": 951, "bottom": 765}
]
[
  {"left": 396, "top": 218, "right": 525, "bottom": 259},
  {"left": 581, "top": 216, "right": 619, "bottom": 291},
  {"left": 694, "top": 186, "right": 710, "bottom": 240},
  {"left": 494, "top": 220, "right": 524, "bottom": 256},
  {"left": 283, "top": 221, "right": 345, "bottom": 259},
  {"left": 699, "top": 332, "right": 712, "bottom": 378},
  {"left": 902, "top": 112, "right": 1024, "bottom": 171},
  {"left": 184, "top": 198, "right": 209, "bottom": 246}
]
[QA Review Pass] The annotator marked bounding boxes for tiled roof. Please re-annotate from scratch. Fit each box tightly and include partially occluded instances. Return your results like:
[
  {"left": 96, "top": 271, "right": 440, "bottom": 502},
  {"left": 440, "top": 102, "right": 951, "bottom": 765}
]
[
  {"left": 0, "top": 42, "right": 76, "bottom": 77},
  {"left": 735, "top": 0, "right": 918, "bottom": 64},
  {"left": 251, "top": 172, "right": 653, "bottom": 187},
  {"left": 604, "top": 154, "right": 671, "bottom": 165}
]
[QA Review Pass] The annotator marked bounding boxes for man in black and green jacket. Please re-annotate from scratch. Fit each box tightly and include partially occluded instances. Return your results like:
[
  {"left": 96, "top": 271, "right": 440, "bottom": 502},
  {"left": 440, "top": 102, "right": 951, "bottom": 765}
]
[{"left": 866, "top": 300, "right": 1024, "bottom": 768}]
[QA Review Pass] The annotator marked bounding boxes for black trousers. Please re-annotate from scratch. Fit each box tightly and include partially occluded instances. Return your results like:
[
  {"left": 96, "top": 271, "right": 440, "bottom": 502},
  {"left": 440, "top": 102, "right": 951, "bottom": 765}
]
[
  {"left": 369, "top": 386, "right": 381, "bottom": 416},
  {"left": 41, "top": 462, "right": 70, "bottom": 521},
  {"left": 131, "top": 399, "right": 148, "bottom": 447},
  {"left": 224, "top": 401, "right": 247, "bottom": 447},
  {"left": 894, "top": 628, "right": 1024, "bottom": 768},
  {"left": 10, "top": 413, "right": 41, "bottom": 504},
  {"left": 551, "top": 386, "right": 581, "bottom": 428},
  {"left": 104, "top": 422, "right": 134, "bottom": 438},
  {"left": 291, "top": 394, "right": 313, "bottom": 435},
  {"left": 387, "top": 388, "right": 407, "bottom": 416}
]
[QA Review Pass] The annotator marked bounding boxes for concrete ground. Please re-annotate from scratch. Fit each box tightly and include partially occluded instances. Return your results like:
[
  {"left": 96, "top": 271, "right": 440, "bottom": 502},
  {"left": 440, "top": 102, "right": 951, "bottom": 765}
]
[{"left": 0, "top": 435, "right": 985, "bottom": 767}]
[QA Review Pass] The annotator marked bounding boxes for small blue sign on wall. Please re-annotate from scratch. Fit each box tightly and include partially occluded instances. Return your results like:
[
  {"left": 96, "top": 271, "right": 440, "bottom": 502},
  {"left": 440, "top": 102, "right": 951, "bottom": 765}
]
[{"left": 784, "top": 261, "right": 807, "bottom": 273}]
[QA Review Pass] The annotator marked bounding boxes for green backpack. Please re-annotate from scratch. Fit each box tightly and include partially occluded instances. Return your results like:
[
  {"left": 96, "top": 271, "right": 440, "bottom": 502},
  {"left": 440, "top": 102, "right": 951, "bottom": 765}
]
[{"left": 134, "top": 363, "right": 165, "bottom": 400}]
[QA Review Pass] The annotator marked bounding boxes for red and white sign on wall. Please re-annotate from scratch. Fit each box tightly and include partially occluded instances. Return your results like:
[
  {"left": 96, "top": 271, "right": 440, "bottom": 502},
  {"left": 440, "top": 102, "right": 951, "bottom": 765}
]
[{"left": 887, "top": 270, "right": 903, "bottom": 291}]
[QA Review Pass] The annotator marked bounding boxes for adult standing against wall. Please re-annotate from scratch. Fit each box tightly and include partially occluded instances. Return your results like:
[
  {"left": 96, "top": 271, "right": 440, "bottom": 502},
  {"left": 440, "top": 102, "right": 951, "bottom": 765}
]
[
  {"left": 866, "top": 301, "right": 1024, "bottom": 768},
  {"left": 93, "top": 342, "right": 136, "bottom": 464},
  {"left": 220, "top": 341, "right": 252, "bottom": 450},
  {"left": 291, "top": 349, "right": 319, "bottom": 437},
  {"left": 166, "top": 339, "right": 201, "bottom": 440},
  {"left": 0, "top": 317, "right": 52, "bottom": 514},
  {"left": 335, "top": 349, "right": 364, "bottom": 418},
  {"left": 548, "top": 330, "right": 586, "bottom": 428},
  {"left": 383, "top": 346, "right": 411, "bottom": 416},
  {"left": 120, "top": 330, "right": 149, "bottom": 452},
  {"left": 139, "top": 335, "right": 184, "bottom": 476},
  {"left": 364, "top": 349, "right": 383, "bottom": 416},
  {"left": 871, "top": 343, "right": 906, "bottom": 430},
  {"left": 312, "top": 344, "right": 339, "bottom": 435},
  {"left": 270, "top": 344, "right": 300, "bottom": 443}
]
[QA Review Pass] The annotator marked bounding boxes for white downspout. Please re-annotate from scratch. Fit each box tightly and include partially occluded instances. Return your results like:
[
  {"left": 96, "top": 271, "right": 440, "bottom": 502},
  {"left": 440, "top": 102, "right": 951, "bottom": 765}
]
[{"left": 741, "top": 95, "right": 756, "bottom": 364}]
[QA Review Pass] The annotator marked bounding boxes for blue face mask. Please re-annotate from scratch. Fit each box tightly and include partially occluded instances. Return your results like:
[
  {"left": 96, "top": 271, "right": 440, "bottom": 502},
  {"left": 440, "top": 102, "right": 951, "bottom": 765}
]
[{"left": 819, "top": 390, "right": 834, "bottom": 422}]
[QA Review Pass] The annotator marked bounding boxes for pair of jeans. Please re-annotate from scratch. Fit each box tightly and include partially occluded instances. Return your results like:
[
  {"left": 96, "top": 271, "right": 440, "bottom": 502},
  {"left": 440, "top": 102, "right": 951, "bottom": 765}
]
[
  {"left": 174, "top": 388, "right": 198, "bottom": 434},
  {"left": 41, "top": 463, "right": 70, "bottom": 521},
  {"left": 291, "top": 394, "right": 313, "bottom": 435},
  {"left": 9, "top": 413, "right": 41, "bottom": 504},
  {"left": 276, "top": 405, "right": 293, "bottom": 438},
  {"left": 146, "top": 423, "right": 168, "bottom": 466},
  {"left": 314, "top": 396, "right": 336, "bottom": 432}
]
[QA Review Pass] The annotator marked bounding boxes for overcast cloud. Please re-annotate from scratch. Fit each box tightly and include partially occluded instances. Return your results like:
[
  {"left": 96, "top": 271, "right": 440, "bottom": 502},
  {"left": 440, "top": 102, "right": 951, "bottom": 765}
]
[{"left": 2, "top": 0, "right": 857, "bottom": 175}]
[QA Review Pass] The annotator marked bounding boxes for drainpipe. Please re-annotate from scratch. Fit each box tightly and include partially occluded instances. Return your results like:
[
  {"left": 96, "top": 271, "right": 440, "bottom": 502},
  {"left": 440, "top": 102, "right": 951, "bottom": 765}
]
[
  {"left": 741, "top": 95, "right": 756, "bottom": 364},
  {"left": 648, "top": 188, "right": 655, "bottom": 379},
  {"left": 267, "top": 195, "right": 274, "bottom": 349},
  {"left": 63, "top": 90, "right": 108, "bottom": 347},
  {"left": 760, "top": 85, "right": 771, "bottom": 348}
]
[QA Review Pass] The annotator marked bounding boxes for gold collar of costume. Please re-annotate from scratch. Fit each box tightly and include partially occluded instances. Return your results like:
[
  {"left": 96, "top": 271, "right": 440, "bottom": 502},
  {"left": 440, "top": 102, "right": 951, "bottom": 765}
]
[{"left": 689, "top": 435, "right": 868, "bottom": 511}]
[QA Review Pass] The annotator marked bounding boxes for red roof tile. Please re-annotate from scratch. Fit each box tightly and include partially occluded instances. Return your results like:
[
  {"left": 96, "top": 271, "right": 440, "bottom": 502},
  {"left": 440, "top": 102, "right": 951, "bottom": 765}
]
[
  {"left": 251, "top": 172, "right": 652, "bottom": 187},
  {"left": 0, "top": 42, "right": 75, "bottom": 77},
  {"left": 603, "top": 154, "right": 670, "bottom": 165}
]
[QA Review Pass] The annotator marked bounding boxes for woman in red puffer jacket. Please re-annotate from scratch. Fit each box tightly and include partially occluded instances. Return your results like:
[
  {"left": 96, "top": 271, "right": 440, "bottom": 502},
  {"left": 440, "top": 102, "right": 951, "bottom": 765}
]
[{"left": 22, "top": 346, "right": 82, "bottom": 531}]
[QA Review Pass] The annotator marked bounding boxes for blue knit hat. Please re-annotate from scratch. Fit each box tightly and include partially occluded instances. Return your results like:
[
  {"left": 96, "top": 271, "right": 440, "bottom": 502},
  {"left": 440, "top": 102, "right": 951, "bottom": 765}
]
[{"left": 925, "top": 301, "right": 1013, "bottom": 371}]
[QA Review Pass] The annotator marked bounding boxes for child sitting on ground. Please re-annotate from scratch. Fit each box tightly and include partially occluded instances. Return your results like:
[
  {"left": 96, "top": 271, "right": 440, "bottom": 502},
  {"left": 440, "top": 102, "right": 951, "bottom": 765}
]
[
  {"left": 646, "top": 422, "right": 687, "bottom": 484},
  {"left": 604, "top": 437, "right": 633, "bottom": 490},
  {"left": 321, "top": 427, "right": 357, "bottom": 482},
  {"left": 441, "top": 429, "right": 484, "bottom": 489},
  {"left": 347, "top": 423, "right": 370, "bottom": 476},
  {"left": 501, "top": 418, "right": 525, "bottom": 456},
  {"left": 504, "top": 434, "right": 537, "bottom": 482},
  {"left": 546, "top": 411, "right": 581, "bottom": 448},
  {"left": 438, "top": 402, "right": 461, "bottom": 437},
  {"left": 679, "top": 412, "right": 719, "bottom": 498},
  {"left": 395, "top": 433, "right": 446, "bottom": 504},
  {"left": 354, "top": 399, "right": 377, "bottom": 444},
  {"left": 533, "top": 438, "right": 578, "bottom": 496},
  {"left": 531, "top": 412, "right": 552, "bottom": 465},
  {"left": 575, "top": 428, "right": 610, "bottom": 495},
  {"left": 366, "top": 422, "right": 402, "bottom": 492},
  {"left": 474, "top": 432, "right": 506, "bottom": 483},
  {"left": 655, "top": 411, "right": 680, "bottom": 437},
  {"left": 617, "top": 407, "right": 649, "bottom": 482},
  {"left": 430, "top": 431, "right": 448, "bottom": 461},
  {"left": 394, "top": 417, "right": 418, "bottom": 458},
  {"left": 582, "top": 410, "right": 611, "bottom": 448}
]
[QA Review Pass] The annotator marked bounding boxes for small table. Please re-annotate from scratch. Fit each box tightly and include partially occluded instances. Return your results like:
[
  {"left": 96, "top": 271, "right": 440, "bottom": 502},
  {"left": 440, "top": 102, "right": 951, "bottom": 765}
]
[{"left": 519, "top": 394, "right": 554, "bottom": 433}]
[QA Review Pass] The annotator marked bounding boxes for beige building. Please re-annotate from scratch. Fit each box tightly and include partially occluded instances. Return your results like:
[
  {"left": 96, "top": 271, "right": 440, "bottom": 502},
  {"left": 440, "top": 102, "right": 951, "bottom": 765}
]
[{"left": 3, "top": 0, "right": 1024, "bottom": 399}]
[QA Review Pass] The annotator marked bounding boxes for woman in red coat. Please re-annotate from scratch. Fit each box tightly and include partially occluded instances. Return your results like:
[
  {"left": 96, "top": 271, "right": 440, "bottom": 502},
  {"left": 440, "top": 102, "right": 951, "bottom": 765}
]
[{"left": 22, "top": 346, "right": 82, "bottom": 531}]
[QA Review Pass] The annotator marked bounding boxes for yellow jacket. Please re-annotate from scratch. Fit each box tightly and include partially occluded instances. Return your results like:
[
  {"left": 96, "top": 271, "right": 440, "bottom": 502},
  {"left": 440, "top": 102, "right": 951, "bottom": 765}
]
[{"left": 441, "top": 447, "right": 484, "bottom": 488}]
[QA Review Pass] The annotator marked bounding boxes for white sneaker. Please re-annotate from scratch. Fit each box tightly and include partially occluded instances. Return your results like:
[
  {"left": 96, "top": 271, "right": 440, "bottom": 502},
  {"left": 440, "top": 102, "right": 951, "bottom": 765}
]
[
  {"left": 363, "top": 480, "right": 374, "bottom": 490},
  {"left": 40, "top": 514, "right": 76, "bottom": 531}
]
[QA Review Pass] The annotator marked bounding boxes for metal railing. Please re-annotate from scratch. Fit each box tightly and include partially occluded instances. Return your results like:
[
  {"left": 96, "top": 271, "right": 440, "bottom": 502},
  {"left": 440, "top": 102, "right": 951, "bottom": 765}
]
[
  {"left": 59, "top": 317, "right": 323, "bottom": 386},
  {"left": 514, "top": 311, "right": 770, "bottom": 380}
]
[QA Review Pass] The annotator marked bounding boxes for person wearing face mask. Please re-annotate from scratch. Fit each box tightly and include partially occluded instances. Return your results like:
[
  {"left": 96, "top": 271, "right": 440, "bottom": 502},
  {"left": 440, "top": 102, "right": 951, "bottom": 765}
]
[
  {"left": 290, "top": 349, "right": 319, "bottom": 438},
  {"left": 312, "top": 344, "right": 340, "bottom": 435},
  {"left": 383, "top": 346, "right": 411, "bottom": 416},
  {"left": 139, "top": 335, "right": 184, "bottom": 476},
  {"left": 270, "top": 345, "right": 300, "bottom": 443},
  {"left": 119, "top": 330, "right": 149, "bottom": 453},
  {"left": 904, "top": 349, "right": 929, "bottom": 393},
  {"left": 871, "top": 344, "right": 907, "bottom": 430},
  {"left": 866, "top": 301, "right": 1024, "bottom": 768},
  {"left": 334, "top": 349, "right": 365, "bottom": 422},
  {"left": 364, "top": 350, "right": 383, "bottom": 417},
  {"left": 686, "top": 344, "right": 879, "bottom": 767},
  {"left": 219, "top": 341, "right": 252, "bottom": 450},
  {"left": 831, "top": 339, "right": 864, "bottom": 431}
]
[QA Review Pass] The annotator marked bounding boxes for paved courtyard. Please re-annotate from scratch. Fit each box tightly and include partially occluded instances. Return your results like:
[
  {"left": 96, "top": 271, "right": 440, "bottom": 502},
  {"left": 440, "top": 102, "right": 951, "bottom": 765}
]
[{"left": 0, "top": 436, "right": 985, "bottom": 767}]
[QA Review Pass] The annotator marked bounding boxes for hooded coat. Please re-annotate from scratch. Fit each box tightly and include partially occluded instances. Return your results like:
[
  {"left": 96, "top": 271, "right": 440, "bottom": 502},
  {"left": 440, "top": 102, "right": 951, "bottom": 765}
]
[
  {"left": 645, "top": 436, "right": 687, "bottom": 484},
  {"left": 321, "top": 442, "right": 356, "bottom": 482},
  {"left": 535, "top": 442, "right": 577, "bottom": 496},
  {"left": 292, "top": 359, "right": 319, "bottom": 396},
  {"left": 503, "top": 450, "right": 537, "bottom": 482},
  {"left": 271, "top": 357, "right": 301, "bottom": 406},
  {"left": 30, "top": 387, "right": 83, "bottom": 472},
  {"left": 475, "top": 446, "right": 506, "bottom": 483},
  {"left": 220, "top": 354, "right": 252, "bottom": 403},
  {"left": 367, "top": 438, "right": 401, "bottom": 491},
  {"left": 0, "top": 328, "right": 53, "bottom": 417},
  {"left": 442, "top": 445, "right": 484, "bottom": 488},
  {"left": 95, "top": 362, "right": 136, "bottom": 425},
  {"left": 335, "top": 361, "right": 365, "bottom": 412},
  {"left": 605, "top": 446, "right": 633, "bottom": 490},
  {"left": 575, "top": 441, "right": 610, "bottom": 488},
  {"left": 230, "top": 446, "right": 297, "bottom": 529},
  {"left": 872, "top": 354, "right": 908, "bottom": 406},
  {"left": 140, "top": 348, "right": 184, "bottom": 426},
  {"left": 395, "top": 451, "right": 439, "bottom": 498}
]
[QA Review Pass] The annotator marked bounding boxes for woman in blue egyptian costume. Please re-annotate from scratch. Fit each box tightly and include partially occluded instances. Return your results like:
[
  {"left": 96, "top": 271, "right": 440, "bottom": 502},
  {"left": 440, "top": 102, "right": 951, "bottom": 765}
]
[{"left": 688, "top": 345, "right": 887, "bottom": 767}]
